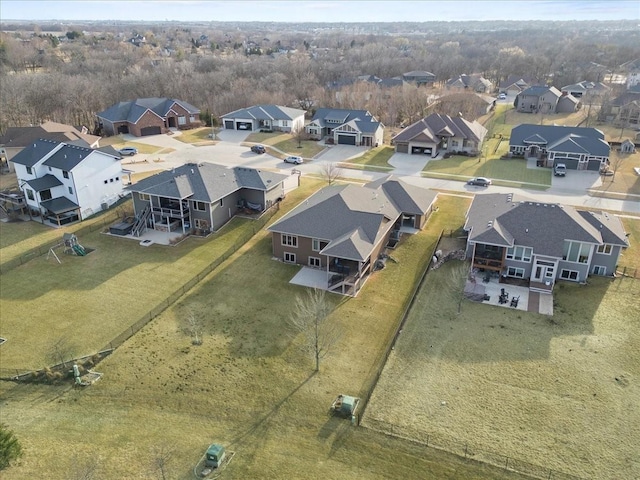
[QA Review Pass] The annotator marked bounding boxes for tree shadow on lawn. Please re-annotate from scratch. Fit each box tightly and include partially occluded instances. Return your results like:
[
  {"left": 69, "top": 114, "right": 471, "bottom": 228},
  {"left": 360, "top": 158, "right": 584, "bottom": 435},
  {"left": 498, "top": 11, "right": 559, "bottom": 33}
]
[
  {"left": 0, "top": 217, "right": 253, "bottom": 301},
  {"left": 396, "top": 262, "right": 609, "bottom": 363}
]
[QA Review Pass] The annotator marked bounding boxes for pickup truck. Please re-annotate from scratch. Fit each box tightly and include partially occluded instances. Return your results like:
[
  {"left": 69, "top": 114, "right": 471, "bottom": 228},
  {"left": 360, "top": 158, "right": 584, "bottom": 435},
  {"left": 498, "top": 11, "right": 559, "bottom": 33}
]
[{"left": 554, "top": 163, "right": 567, "bottom": 177}]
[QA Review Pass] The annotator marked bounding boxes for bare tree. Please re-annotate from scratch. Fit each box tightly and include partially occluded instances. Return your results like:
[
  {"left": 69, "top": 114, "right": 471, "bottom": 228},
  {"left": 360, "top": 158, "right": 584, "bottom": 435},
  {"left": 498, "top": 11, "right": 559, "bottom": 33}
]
[
  {"left": 69, "top": 454, "right": 99, "bottom": 480},
  {"left": 319, "top": 162, "right": 342, "bottom": 186},
  {"left": 149, "top": 445, "right": 174, "bottom": 480},
  {"left": 445, "top": 260, "right": 471, "bottom": 315},
  {"left": 608, "top": 148, "right": 628, "bottom": 183},
  {"left": 186, "top": 310, "right": 203, "bottom": 346},
  {"left": 47, "top": 337, "right": 77, "bottom": 368},
  {"left": 289, "top": 289, "right": 340, "bottom": 372}
]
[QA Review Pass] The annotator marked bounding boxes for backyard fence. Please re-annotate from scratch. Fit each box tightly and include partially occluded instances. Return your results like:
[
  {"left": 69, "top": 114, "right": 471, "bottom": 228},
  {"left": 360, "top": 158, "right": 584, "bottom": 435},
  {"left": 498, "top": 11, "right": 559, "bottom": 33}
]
[
  {"left": 1, "top": 204, "right": 279, "bottom": 381},
  {"left": 362, "top": 417, "right": 587, "bottom": 480},
  {"left": 357, "top": 230, "right": 444, "bottom": 421},
  {"left": 616, "top": 265, "right": 639, "bottom": 279}
]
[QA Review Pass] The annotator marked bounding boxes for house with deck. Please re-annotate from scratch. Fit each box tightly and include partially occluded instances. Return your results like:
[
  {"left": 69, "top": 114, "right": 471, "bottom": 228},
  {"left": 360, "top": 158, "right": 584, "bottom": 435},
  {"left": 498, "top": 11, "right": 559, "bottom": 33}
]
[
  {"left": 464, "top": 193, "right": 628, "bottom": 294},
  {"left": 305, "top": 108, "right": 384, "bottom": 146},
  {"left": 392, "top": 113, "right": 487, "bottom": 157},
  {"left": 126, "top": 163, "right": 288, "bottom": 237},
  {"left": 267, "top": 176, "right": 438, "bottom": 296},
  {"left": 508, "top": 124, "right": 610, "bottom": 170},
  {"left": 515, "top": 86, "right": 579, "bottom": 114},
  {"left": 9, "top": 138, "right": 124, "bottom": 225}
]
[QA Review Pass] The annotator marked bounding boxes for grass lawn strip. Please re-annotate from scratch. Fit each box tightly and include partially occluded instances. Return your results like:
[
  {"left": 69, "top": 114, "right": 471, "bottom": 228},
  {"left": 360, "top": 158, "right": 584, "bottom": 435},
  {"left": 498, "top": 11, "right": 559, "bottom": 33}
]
[
  {"left": 0, "top": 195, "right": 525, "bottom": 479},
  {"left": 364, "top": 262, "right": 640, "bottom": 480},
  {"left": 347, "top": 145, "right": 395, "bottom": 168}
]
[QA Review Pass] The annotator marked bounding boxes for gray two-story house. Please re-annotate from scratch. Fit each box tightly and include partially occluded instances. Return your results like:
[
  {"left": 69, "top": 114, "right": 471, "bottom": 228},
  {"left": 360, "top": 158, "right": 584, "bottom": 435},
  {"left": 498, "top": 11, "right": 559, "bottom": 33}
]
[
  {"left": 515, "top": 86, "right": 579, "bottom": 114},
  {"left": 464, "top": 193, "right": 628, "bottom": 293}
]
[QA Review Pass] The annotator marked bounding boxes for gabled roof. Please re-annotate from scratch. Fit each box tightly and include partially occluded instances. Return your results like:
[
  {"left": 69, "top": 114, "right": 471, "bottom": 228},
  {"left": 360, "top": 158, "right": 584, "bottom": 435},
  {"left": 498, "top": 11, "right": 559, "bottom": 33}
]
[
  {"left": 9, "top": 139, "right": 61, "bottom": 167},
  {"left": 510, "top": 125, "right": 609, "bottom": 157},
  {"left": 392, "top": 113, "right": 487, "bottom": 144},
  {"left": 403, "top": 70, "right": 436, "bottom": 78},
  {"left": 465, "top": 193, "right": 625, "bottom": 257},
  {"left": 577, "top": 211, "right": 629, "bottom": 247},
  {"left": 221, "top": 104, "right": 305, "bottom": 121},
  {"left": 499, "top": 75, "right": 541, "bottom": 90},
  {"left": 561, "top": 81, "right": 610, "bottom": 94},
  {"left": 127, "top": 163, "right": 287, "bottom": 202},
  {"left": 519, "top": 85, "right": 562, "bottom": 98},
  {"left": 25, "top": 174, "right": 63, "bottom": 191},
  {"left": 43, "top": 143, "right": 94, "bottom": 170},
  {"left": 446, "top": 74, "right": 492, "bottom": 89},
  {"left": 0, "top": 121, "right": 99, "bottom": 149},
  {"left": 610, "top": 91, "right": 640, "bottom": 106},
  {"left": 267, "top": 177, "right": 436, "bottom": 262},
  {"left": 311, "top": 108, "right": 377, "bottom": 126},
  {"left": 97, "top": 98, "right": 200, "bottom": 123}
]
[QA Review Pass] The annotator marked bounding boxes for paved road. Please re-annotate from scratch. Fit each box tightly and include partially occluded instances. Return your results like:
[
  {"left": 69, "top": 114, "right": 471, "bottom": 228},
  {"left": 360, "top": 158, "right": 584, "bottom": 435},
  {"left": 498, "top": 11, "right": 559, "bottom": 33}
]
[{"left": 123, "top": 131, "right": 640, "bottom": 216}]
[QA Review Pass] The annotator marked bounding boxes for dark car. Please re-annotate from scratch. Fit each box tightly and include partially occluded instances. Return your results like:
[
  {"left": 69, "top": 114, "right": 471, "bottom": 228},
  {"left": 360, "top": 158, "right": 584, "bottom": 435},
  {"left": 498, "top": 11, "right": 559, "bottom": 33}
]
[
  {"left": 251, "top": 145, "right": 266, "bottom": 154},
  {"left": 467, "top": 177, "right": 492, "bottom": 187}
]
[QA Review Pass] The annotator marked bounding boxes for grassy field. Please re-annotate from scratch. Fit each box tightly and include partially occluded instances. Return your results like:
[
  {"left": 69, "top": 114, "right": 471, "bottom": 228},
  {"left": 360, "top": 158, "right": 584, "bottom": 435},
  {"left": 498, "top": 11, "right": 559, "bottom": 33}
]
[
  {"left": 99, "top": 135, "right": 164, "bottom": 154},
  {"left": 244, "top": 131, "right": 326, "bottom": 159},
  {"left": 364, "top": 262, "right": 640, "bottom": 480},
  {"left": 619, "top": 216, "right": 640, "bottom": 273},
  {"left": 347, "top": 145, "right": 395, "bottom": 168},
  {"left": 0, "top": 193, "right": 528, "bottom": 480},
  {"left": 174, "top": 126, "right": 217, "bottom": 144}
]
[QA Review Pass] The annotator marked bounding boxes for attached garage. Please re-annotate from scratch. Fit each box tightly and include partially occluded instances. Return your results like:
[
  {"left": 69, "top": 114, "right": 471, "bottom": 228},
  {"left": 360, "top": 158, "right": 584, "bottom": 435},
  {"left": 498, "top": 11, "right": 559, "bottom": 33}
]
[
  {"left": 556, "top": 158, "right": 578, "bottom": 169},
  {"left": 411, "top": 146, "right": 432, "bottom": 155},
  {"left": 337, "top": 134, "right": 356, "bottom": 145},
  {"left": 140, "top": 126, "right": 161, "bottom": 136},
  {"left": 236, "top": 122, "right": 253, "bottom": 131},
  {"left": 395, "top": 143, "right": 409, "bottom": 154},
  {"left": 587, "top": 160, "right": 601, "bottom": 171},
  {"left": 224, "top": 120, "right": 234, "bottom": 129}
]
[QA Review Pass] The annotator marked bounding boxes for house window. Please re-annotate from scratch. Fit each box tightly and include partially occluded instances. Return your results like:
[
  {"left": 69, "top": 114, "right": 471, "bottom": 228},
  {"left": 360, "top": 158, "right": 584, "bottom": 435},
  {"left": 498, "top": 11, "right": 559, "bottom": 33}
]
[
  {"left": 40, "top": 189, "right": 52, "bottom": 201},
  {"left": 284, "top": 252, "right": 296, "bottom": 263},
  {"left": 48, "top": 166, "right": 52, "bottom": 171},
  {"left": 140, "top": 193, "right": 150, "bottom": 201},
  {"left": 506, "top": 266, "right": 525, "bottom": 278},
  {"left": 506, "top": 246, "right": 532, "bottom": 262},
  {"left": 593, "top": 265, "right": 607, "bottom": 276},
  {"left": 282, "top": 120, "right": 289, "bottom": 127},
  {"left": 26, "top": 166, "right": 33, "bottom": 175},
  {"left": 282, "top": 234, "right": 297, "bottom": 247},
  {"left": 189, "top": 115, "right": 196, "bottom": 122},
  {"left": 63, "top": 171, "right": 69, "bottom": 179},
  {"left": 193, "top": 201, "right": 206, "bottom": 211},
  {"left": 68, "top": 187, "right": 73, "bottom": 195},
  {"left": 312, "top": 239, "right": 321, "bottom": 252},
  {"left": 596, "top": 244, "right": 612, "bottom": 255},
  {"left": 560, "top": 269, "right": 579, "bottom": 281},
  {"left": 308, "top": 257, "right": 321, "bottom": 268},
  {"left": 563, "top": 241, "right": 590, "bottom": 264},
  {"left": 26, "top": 189, "right": 34, "bottom": 200},
  {"left": 178, "top": 116, "right": 186, "bottom": 125}
]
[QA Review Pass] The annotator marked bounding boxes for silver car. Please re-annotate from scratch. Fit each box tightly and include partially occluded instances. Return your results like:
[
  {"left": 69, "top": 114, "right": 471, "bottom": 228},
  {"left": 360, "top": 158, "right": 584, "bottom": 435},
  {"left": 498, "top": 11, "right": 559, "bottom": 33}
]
[{"left": 284, "top": 155, "right": 303, "bottom": 164}]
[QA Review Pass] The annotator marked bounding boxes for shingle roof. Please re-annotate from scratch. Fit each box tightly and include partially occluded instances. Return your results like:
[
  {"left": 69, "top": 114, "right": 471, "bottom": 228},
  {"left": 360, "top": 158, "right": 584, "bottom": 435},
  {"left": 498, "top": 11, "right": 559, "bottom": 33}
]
[
  {"left": 311, "top": 108, "right": 376, "bottom": 126},
  {"left": 97, "top": 98, "right": 200, "bottom": 123},
  {"left": 43, "top": 143, "right": 94, "bottom": 170},
  {"left": 510, "top": 125, "right": 609, "bottom": 157},
  {"left": 464, "top": 193, "right": 625, "bottom": 257},
  {"left": 519, "top": 85, "right": 561, "bottom": 98},
  {"left": 127, "top": 163, "right": 287, "bottom": 202},
  {"left": 267, "top": 177, "right": 436, "bottom": 262},
  {"left": 9, "top": 139, "right": 60, "bottom": 167},
  {"left": 0, "top": 121, "right": 99, "bottom": 149},
  {"left": 24, "top": 174, "right": 63, "bottom": 191},
  {"left": 221, "top": 104, "right": 306, "bottom": 121},
  {"left": 577, "top": 211, "right": 629, "bottom": 247},
  {"left": 392, "top": 113, "right": 487, "bottom": 144},
  {"left": 40, "top": 196, "right": 79, "bottom": 214}
]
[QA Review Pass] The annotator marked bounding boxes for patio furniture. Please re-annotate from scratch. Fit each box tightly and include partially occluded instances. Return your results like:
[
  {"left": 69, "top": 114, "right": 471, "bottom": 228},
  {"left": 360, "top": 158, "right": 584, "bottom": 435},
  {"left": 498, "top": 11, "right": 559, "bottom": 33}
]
[{"left": 510, "top": 296, "right": 520, "bottom": 308}]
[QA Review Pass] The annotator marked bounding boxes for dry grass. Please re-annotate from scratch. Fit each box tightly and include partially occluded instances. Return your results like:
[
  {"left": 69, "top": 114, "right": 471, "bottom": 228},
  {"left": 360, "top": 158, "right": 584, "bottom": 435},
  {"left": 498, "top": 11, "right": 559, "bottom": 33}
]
[
  {"left": 0, "top": 194, "right": 526, "bottom": 480},
  {"left": 364, "top": 262, "right": 640, "bottom": 480}
]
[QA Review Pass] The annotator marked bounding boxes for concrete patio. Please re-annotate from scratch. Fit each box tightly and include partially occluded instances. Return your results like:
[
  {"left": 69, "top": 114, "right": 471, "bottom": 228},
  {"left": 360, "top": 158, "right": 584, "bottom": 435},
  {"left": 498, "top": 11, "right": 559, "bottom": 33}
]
[{"left": 465, "top": 274, "right": 554, "bottom": 315}]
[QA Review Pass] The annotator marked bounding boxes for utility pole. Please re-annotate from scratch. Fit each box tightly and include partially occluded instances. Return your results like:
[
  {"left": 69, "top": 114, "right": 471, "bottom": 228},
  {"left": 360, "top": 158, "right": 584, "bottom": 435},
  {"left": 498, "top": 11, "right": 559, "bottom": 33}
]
[{"left": 211, "top": 113, "right": 215, "bottom": 140}]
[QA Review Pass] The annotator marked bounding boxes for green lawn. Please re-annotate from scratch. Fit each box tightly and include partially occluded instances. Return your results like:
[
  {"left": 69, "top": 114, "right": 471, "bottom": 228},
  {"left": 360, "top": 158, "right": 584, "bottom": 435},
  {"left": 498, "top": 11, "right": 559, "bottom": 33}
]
[
  {"left": 347, "top": 145, "right": 395, "bottom": 168},
  {"left": 174, "top": 127, "right": 216, "bottom": 144},
  {"left": 620, "top": 216, "right": 640, "bottom": 273},
  {"left": 98, "top": 136, "right": 163, "bottom": 154},
  {"left": 0, "top": 194, "right": 528, "bottom": 480},
  {"left": 245, "top": 131, "right": 326, "bottom": 159}
]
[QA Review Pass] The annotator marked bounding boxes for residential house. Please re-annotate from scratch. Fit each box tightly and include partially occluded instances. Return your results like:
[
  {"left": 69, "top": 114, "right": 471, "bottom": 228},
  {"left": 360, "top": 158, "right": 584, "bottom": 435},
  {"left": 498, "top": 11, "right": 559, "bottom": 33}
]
[
  {"left": 127, "top": 163, "right": 288, "bottom": 237},
  {"left": 267, "top": 176, "right": 438, "bottom": 296},
  {"left": 620, "top": 139, "right": 636, "bottom": 154},
  {"left": 445, "top": 74, "right": 493, "bottom": 93},
  {"left": 560, "top": 81, "right": 610, "bottom": 100},
  {"left": 402, "top": 70, "right": 436, "bottom": 86},
  {"left": 620, "top": 58, "right": 640, "bottom": 89},
  {"left": 509, "top": 124, "right": 610, "bottom": 171},
  {"left": 498, "top": 76, "right": 541, "bottom": 96},
  {"left": 9, "top": 139, "right": 124, "bottom": 226},
  {"left": 96, "top": 98, "right": 201, "bottom": 137},
  {"left": 0, "top": 121, "right": 100, "bottom": 171},
  {"left": 464, "top": 193, "right": 628, "bottom": 293},
  {"left": 392, "top": 113, "right": 488, "bottom": 157},
  {"left": 598, "top": 90, "right": 640, "bottom": 127},
  {"left": 305, "top": 108, "right": 384, "bottom": 146},
  {"left": 220, "top": 105, "right": 305, "bottom": 133},
  {"left": 515, "top": 86, "right": 580, "bottom": 114},
  {"left": 431, "top": 92, "right": 496, "bottom": 120}
]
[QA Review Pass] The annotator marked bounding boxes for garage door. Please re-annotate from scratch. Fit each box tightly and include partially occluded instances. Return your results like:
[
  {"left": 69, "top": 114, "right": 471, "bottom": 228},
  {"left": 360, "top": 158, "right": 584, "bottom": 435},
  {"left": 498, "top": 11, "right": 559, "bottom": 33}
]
[
  {"left": 140, "top": 126, "right": 161, "bottom": 136},
  {"left": 587, "top": 160, "right": 601, "bottom": 171},
  {"left": 224, "top": 120, "right": 234, "bottom": 129},
  {"left": 337, "top": 135, "right": 356, "bottom": 145},
  {"left": 236, "top": 122, "right": 252, "bottom": 131},
  {"left": 396, "top": 144, "right": 409, "bottom": 154},
  {"left": 411, "top": 146, "right": 432, "bottom": 155}
]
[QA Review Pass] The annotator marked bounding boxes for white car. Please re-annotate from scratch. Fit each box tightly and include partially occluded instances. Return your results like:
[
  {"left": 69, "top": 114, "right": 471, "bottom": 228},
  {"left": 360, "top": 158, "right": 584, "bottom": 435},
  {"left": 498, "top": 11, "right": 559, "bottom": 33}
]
[
  {"left": 498, "top": 93, "right": 507, "bottom": 100},
  {"left": 283, "top": 155, "right": 303, "bottom": 164}
]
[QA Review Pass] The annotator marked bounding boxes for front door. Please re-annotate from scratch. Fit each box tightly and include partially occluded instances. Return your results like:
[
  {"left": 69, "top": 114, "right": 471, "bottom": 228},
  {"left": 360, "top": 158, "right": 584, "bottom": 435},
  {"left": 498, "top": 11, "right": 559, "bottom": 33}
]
[{"left": 532, "top": 260, "right": 556, "bottom": 283}]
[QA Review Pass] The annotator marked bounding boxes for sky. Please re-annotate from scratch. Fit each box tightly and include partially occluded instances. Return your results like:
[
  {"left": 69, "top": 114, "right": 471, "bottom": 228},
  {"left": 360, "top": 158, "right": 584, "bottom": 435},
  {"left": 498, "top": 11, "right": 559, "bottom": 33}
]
[{"left": 0, "top": 0, "right": 639, "bottom": 23}]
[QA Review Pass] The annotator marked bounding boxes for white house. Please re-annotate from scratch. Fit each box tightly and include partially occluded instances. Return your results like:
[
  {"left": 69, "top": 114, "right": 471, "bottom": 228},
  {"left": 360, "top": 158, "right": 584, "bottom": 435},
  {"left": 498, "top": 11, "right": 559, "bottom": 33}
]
[
  {"left": 220, "top": 105, "right": 306, "bottom": 133},
  {"left": 10, "top": 139, "right": 125, "bottom": 226}
]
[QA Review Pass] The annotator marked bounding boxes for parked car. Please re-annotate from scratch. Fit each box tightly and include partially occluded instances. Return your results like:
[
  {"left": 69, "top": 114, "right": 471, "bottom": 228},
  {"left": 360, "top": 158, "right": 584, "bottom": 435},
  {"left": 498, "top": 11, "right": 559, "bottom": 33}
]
[
  {"left": 498, "top": 93, "right": 507, "bottom": 100},
  {"left": 467, "top": 177, "right": 492, "bottom": 186},
  {"left": 554, "top": 163, "right": 567, "bottom": 177},
  {"left": 251, "top": 145, "right": 266, "bottom": 154},
  {"left": 284, "top": 155, "right": 303, "bottom": 164},
  {"left": 118, "top": 147, "right": 138, "bottom": 156}
]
